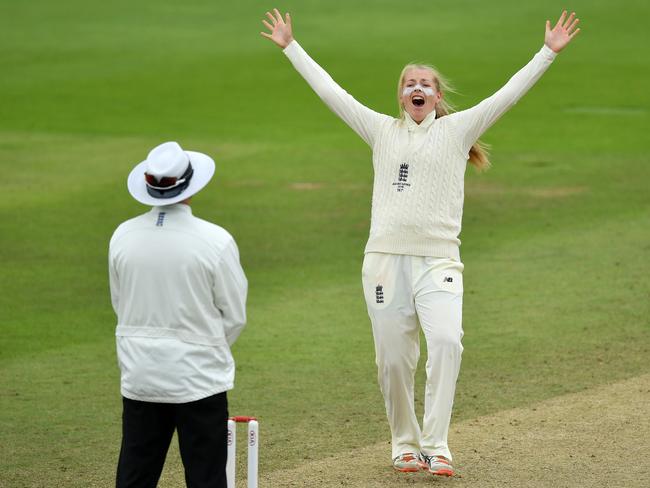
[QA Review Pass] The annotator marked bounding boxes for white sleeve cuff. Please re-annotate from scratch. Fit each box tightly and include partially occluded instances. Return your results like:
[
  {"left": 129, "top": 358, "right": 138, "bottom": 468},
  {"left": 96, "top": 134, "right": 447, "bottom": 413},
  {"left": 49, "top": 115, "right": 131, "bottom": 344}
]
[
  {"left": 282, "top": 39, "right": 299, "bottom": 56},
  {"left": 540, "top": 44, "right": 558, "bottom": 60}
]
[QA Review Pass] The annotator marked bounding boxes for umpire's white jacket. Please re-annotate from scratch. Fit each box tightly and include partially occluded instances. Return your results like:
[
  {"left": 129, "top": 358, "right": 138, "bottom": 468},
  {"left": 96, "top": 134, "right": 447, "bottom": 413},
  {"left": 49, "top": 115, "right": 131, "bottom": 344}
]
[{"left": 109, "top": 203, "right": 247, "bottom": 403}]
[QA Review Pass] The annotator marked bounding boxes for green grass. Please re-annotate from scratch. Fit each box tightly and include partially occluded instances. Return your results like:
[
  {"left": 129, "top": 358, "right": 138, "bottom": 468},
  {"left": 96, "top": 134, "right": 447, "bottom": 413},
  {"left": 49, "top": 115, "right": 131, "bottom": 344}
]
[{"left": 1, "top": 0, "right": 649, "bottom": 486}]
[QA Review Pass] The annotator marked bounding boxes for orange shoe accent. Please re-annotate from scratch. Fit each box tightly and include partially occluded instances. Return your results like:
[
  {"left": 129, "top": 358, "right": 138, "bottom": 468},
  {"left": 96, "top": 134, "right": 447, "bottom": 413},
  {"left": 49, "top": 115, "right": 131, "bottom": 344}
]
[{"left": 430, "top": 468, "right": 454, "bottom": 477}]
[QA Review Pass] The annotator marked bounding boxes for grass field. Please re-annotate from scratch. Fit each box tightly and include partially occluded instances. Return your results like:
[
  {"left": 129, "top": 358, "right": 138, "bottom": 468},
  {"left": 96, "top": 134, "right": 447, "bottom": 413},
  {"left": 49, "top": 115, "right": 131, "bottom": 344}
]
[{"left": 1, "top": 0, "right": 649, "bottom": 486}]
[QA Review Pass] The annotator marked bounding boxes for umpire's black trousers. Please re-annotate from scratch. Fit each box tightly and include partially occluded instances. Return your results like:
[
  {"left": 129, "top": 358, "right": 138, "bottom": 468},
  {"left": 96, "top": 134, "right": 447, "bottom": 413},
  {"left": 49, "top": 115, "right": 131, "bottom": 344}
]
[{"left": 116, "top": 392, "right": 228, "bottom": 488}]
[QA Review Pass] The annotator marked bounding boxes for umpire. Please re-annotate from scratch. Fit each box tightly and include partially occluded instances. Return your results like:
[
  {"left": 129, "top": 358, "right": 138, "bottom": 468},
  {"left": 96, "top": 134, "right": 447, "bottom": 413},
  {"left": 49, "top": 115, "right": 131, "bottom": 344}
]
[{"left": 109, "top": 141, "right": 248, "bottom": 488}]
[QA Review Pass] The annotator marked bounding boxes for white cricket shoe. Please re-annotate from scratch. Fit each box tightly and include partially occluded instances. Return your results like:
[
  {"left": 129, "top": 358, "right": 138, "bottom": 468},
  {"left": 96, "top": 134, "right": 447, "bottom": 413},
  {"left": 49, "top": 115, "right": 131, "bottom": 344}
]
[
  {"left": 392, "top": 452, "right": 425, "bottom": 472},
  {"left": 421, "top": 454, "right": 455, "bottom": 477}
]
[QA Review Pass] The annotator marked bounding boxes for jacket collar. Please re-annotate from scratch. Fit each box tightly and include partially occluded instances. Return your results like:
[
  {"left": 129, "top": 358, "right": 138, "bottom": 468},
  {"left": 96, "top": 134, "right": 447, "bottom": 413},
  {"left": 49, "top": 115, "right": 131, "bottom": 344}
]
[
  {"left": 403, "top": 110, "right": 437, "bottom": 130},
  {"left": 151, "top": 203, "right": 193, "bottom": 214}
]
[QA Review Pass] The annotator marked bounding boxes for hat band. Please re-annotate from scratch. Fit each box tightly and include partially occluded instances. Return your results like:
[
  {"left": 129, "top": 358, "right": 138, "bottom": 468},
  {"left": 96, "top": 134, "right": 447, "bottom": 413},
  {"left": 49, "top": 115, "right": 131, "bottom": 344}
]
[{"left": 145, "top": 162, "right": 194, "bottom": 199}]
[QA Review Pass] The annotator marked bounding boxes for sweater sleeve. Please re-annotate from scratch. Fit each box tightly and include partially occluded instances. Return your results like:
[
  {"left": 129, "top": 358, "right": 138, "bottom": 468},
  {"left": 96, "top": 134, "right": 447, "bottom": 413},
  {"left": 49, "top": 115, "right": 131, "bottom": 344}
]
[
  {"left": 448, "top": 45, "right": 557, "bottom": 155},
  {"left": 283, "top": 40, "right": 387, "bottom": 147}
]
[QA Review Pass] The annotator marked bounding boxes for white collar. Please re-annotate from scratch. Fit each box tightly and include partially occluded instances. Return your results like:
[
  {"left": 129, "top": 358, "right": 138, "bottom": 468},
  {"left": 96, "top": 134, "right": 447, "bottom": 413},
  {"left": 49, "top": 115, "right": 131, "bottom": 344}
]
[{"left": 403, "top": 110, "right": 437, "bottom": 129}]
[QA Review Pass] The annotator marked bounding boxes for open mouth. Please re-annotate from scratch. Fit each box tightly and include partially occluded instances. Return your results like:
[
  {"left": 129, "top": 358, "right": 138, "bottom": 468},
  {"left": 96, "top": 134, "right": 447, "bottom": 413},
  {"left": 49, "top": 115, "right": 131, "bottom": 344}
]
[{"left": 412, "top": 95, "right": 425, "bottom": 107}]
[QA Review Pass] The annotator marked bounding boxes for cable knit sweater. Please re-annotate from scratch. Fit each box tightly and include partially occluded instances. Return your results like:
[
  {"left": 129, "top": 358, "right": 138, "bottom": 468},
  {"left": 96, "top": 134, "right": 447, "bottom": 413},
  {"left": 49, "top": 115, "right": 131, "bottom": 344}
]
[{"left": 283, "top": 41, "right": 557, "bottom": 260}]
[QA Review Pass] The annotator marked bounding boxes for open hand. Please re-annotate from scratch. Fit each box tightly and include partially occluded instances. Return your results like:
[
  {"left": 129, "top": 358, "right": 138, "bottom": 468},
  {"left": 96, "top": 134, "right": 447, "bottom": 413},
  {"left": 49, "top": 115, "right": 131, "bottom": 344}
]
[
  {"left": 545, "top": 10, "right": 580, "bottom": 53},
  {"left": 261, "top": 8, "right": 294, "bottom": 49}
]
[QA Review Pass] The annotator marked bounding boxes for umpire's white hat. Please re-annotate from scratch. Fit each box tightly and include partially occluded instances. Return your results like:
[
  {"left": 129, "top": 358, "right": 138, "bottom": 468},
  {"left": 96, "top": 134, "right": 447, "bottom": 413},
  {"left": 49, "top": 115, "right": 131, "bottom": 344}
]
[{"left": 127, "top": 141, "right": 215, "bottom": 206}]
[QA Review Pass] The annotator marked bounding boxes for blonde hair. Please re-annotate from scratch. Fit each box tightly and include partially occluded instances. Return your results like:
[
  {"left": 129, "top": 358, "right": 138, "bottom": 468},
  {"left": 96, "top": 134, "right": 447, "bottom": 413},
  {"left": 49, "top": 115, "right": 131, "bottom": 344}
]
[{"left": 397, "top": 63, "right": 490, "bottom": 171}]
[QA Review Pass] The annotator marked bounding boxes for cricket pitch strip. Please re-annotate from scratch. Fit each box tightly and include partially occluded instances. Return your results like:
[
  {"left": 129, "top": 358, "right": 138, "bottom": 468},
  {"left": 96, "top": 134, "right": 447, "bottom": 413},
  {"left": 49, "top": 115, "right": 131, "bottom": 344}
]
[{"left": 254, "top": 373, "right": 650, "bottom": 488}]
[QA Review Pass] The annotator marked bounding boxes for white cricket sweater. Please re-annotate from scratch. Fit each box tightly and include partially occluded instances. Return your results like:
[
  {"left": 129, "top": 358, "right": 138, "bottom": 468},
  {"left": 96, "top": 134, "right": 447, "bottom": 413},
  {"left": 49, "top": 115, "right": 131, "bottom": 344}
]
[{"left": 283, "top": 41, "right": 557, "bottom": 260}]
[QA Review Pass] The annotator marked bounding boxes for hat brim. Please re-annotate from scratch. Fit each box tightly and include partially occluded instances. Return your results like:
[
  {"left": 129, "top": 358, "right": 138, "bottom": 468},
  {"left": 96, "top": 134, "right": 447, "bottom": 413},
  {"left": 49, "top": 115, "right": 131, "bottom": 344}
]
[{"left": 127, "top": 151, "right": 215, "bottom": 206}]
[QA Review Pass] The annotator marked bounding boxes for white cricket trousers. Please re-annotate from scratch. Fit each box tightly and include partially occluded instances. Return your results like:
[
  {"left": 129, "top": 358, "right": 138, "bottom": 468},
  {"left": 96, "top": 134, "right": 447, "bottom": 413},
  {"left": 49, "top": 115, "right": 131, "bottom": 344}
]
[{"left": 362, "top": 252, "right": 464, "bottom": 461}]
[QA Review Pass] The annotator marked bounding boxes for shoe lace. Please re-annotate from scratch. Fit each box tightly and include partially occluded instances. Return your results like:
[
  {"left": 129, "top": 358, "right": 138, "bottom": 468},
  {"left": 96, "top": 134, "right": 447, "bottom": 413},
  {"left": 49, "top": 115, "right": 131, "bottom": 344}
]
[{"left": 421, "top": 454, "right": 448, "bottom": 465}]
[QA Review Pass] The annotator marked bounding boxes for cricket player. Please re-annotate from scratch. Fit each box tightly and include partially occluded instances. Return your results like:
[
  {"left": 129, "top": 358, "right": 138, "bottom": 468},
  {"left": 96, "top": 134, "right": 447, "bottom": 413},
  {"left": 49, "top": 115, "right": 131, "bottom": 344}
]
[
  {"left": 261, "top": 8, "right": 580, "bottom": 476},
  {"left": 109, "top": 141, "right": 247, "bottom": 488}
]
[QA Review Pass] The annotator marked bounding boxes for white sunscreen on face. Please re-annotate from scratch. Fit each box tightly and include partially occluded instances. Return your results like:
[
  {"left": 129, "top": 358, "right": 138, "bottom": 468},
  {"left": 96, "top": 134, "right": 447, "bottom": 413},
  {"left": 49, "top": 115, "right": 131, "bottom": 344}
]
[{"left": 402, "top": 83, "right": 435, "bottom": 97}]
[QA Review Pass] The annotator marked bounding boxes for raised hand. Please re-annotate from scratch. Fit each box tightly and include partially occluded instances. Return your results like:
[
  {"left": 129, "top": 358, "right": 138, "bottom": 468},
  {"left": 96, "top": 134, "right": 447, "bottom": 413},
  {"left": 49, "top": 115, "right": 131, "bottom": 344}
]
[
  {"left": 545, "top": 10, "right": 580, "bottom": 53},
  {"left": 260, "top": 8, "right": 294, "bottom": 49}
]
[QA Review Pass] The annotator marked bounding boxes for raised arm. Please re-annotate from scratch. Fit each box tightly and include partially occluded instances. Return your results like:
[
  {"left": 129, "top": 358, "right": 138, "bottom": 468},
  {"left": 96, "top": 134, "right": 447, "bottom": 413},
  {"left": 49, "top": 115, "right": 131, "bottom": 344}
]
[
  {"left": 261, "top": 8, "right": 388, "bottom": 147},
  {"left": 449, "top": 10, "right": 581, "bottom": 156}
]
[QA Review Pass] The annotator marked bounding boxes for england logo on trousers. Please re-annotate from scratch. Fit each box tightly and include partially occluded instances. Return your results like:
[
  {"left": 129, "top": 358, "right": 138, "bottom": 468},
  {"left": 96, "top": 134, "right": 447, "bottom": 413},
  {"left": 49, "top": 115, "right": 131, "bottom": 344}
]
[{"left": 375, "top": 285, "right": 384, "bottom": 304}]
